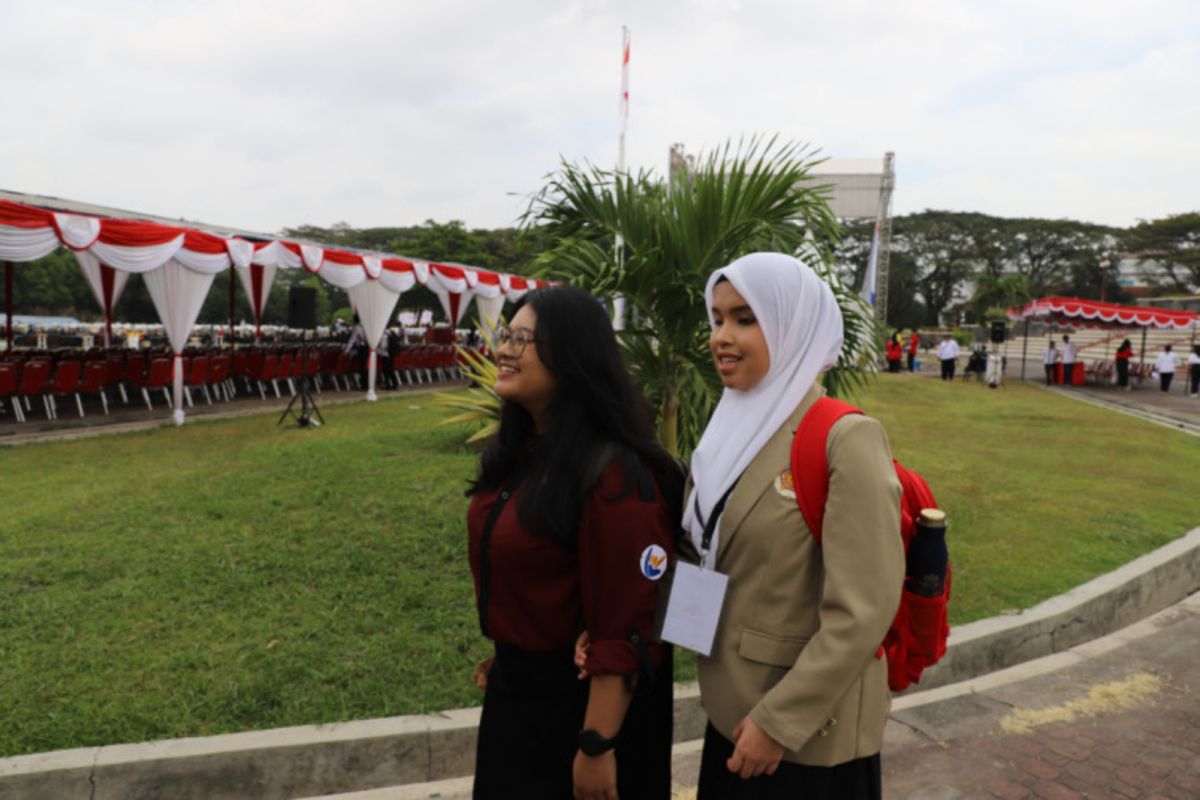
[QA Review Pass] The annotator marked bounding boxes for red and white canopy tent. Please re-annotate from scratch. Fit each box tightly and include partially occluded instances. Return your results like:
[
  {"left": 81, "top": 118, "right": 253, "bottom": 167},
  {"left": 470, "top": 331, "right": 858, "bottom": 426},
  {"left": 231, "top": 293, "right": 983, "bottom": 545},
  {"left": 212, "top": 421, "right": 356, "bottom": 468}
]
[
  {"left": 0, "top": 193, "right": 548, "bottom": 421},
  {"left": 1007, "top": 296, "right": 1199, "bottom": 381}
]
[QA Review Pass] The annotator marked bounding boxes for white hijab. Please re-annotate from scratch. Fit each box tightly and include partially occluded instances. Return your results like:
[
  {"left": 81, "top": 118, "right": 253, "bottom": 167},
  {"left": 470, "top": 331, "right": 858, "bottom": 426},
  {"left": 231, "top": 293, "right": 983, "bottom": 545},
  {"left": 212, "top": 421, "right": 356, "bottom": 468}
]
[{"left": 683, "top": 252, "right": 845, "bottom": 559}]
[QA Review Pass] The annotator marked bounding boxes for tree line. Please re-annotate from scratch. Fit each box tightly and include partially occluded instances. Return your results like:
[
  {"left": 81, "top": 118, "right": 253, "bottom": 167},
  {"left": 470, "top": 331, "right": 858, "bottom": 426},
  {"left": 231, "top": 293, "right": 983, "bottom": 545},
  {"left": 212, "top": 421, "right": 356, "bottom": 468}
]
[{"left": 834, "top": 210, "right": 1200, "bottom": 330}]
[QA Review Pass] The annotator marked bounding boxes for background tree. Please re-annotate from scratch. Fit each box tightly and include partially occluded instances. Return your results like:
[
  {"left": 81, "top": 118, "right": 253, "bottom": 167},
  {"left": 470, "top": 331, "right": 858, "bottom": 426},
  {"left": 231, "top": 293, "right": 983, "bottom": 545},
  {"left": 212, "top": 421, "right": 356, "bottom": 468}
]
[
  {"left": 522, "top": 136, "right": 871, "bottom": 457},
  {"left": 1002, "top": 218, "right": 1118, "bottom": 296},
  {"left": 892, "top": 211, "right": 979, "bottom": 326},
  {"left": 1124, "top": 212, "right": 1200, "bottom": 293}
]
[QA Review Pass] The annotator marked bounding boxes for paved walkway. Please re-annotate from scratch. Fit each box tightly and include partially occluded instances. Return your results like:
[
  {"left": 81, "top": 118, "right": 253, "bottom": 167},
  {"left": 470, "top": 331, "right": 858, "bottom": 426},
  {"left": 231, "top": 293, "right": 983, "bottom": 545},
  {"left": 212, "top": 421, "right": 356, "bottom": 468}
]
[
  {"left": 880, "top": 591, "right": 1200, "bottom": 799},
  {"left": 322, "top": 593, "right": 1200, "bottom": 800}
]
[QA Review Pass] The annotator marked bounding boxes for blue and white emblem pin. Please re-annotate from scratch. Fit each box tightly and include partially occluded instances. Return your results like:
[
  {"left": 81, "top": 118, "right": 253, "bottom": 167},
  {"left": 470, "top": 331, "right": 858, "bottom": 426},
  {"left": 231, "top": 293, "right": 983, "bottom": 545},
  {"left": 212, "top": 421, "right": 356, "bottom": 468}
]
[{"left": 639, "top": 545, "right": 668, "bottom": 580}]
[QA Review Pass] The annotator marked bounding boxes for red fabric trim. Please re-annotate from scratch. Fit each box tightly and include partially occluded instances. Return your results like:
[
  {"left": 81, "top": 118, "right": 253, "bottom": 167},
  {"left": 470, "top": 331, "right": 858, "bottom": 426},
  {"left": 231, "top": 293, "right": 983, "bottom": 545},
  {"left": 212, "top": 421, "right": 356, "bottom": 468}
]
[
  {"left": 323, "top": 248, "right": 364, "bottom": 266},
  {"left": 507, "top": 276, "right": 528, "bottom": 290},
  {"left": 432, "top": 262, "right": 466, "bottom": 281},
  {"left": 250, "top": 264, "right": 265, "bottom": 321},
  {"left": 381, "top": 258, "right": 414, "bottom": 272},
  {"left": 448, "top": 292, "right": 462, "bottom": 323},
  {"left": 0, "top": 200, "right": 56, "bottom": 229},
  {"left": 182, "top": 228, "right": 227, "bottom": 254},
  {"left": 474, "top": 269, "right": 501, "bottom": 286},
  {"left": 97, "top": 218, "right": 183, "bottom": 247},
  {"left": 100, "top": 264, "right": 115, "bottom": 316},
  {"left": 1009, "top": 296, "right": 1197, "bottom": 329}
]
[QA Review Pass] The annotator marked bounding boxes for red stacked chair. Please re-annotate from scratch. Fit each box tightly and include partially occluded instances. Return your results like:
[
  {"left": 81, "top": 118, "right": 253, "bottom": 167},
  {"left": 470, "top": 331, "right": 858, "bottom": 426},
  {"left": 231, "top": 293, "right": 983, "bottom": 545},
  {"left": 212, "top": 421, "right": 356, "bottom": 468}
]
[
  {"left": 131, "top": 357, "right": 173, "bottom": 411},
  {"left": 104, "top": 352, "right": 129, "bottom": 404},
  {"left": 208, "top": 353, "right": 233, "bottom": 402},
  {"left": 333, "top": 350, "right": 353, "bottom": 390},
  {"left": 304, "top": 350, "right": 321, "bottom": 393},
  {"left": 231, "top": 351, "right": 248, "bottom": 398},
  {"left": 78, "top": 361, "right": 110, "bottom": 416},
  {"left": 45, "top": 359, "right": 83, "bottom": 419},
  {"left": 397, "top": 347, "right": 414, "bottom": 384},
  {"left": 16, "top": 359, "right": 52, "bottom": 421},
  {"left": 124, "top": 353, "right": 147, "bottom": 400},
  {"left": 255, "top": 352, "right": 279, "bottom": 399},
  {"left": 289, "top": 348, "right": 305, "bottom": 393},
  {"left": 273, "top": 350, "right": 295, "bottom": 397},
  {"left": 0, "top": 361, "right": 23, "bottom": 422},
  {"left": 241, "top": 350, "right": 263, "bottom": 394},
  {"left": 318, "top": 347, "right": 340, "bottom": 391},
  {"left": 183, "top": 354, "right": 211, "bottom": 407}
]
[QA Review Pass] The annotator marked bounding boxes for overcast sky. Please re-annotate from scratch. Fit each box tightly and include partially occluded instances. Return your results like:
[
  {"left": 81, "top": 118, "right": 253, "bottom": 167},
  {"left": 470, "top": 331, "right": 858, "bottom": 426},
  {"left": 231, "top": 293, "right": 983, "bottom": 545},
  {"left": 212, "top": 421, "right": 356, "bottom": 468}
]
[{"left": 2, "top": 0, "right": 1197, "bottom": 236}]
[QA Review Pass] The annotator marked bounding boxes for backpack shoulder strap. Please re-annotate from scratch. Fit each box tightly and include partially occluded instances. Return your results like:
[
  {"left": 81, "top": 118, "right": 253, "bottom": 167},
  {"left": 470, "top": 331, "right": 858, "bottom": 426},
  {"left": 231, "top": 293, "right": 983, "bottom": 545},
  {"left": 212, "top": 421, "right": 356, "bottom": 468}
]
[{"left": 790, "top": 397, "right": 863, "bottom": 546}]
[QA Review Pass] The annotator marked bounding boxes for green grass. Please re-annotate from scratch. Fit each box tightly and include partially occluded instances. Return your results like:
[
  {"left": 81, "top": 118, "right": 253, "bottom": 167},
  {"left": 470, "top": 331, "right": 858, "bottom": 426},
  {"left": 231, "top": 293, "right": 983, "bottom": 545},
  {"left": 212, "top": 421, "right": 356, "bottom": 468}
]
[
  {"left": 852, "top": 376, "right": 1200, "bottom": 623},
  {"left": 1, "top": 379, "right": 1197, "bottom": 756},
  {"left": 0, "top": 398, "right": 489, "bottom": 757}
]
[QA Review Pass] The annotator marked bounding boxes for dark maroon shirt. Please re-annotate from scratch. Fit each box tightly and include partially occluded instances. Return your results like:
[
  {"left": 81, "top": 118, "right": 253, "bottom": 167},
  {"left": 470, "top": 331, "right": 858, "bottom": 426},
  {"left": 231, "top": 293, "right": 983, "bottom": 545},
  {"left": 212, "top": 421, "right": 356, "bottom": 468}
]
[{"left": 467, "top": 457, "right": 673, "bottom": 676}]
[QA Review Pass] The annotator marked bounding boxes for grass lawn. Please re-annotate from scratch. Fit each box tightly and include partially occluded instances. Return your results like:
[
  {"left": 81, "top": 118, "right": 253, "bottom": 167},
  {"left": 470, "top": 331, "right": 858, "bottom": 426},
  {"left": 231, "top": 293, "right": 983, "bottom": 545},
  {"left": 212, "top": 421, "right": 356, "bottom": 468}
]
[{"left": 1, "top": 378, "right": 1197, "bottom": 756}]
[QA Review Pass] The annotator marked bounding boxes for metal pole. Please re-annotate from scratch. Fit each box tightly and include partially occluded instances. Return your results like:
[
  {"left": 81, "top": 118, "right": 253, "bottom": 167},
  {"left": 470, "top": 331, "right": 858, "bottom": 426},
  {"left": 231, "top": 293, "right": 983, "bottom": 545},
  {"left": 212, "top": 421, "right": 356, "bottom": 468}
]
[
  {"left": 228, "top": 267, "right": 236, "bottom": 349},
  {"left": 875, "top": 152, "right": 896, "bottom": 329},
  {"left": 4, "top": 261, "right": 12, "bottom": 353},
  {"left": 1138, "top": 327, "right": 1147, "bottom": 387}
]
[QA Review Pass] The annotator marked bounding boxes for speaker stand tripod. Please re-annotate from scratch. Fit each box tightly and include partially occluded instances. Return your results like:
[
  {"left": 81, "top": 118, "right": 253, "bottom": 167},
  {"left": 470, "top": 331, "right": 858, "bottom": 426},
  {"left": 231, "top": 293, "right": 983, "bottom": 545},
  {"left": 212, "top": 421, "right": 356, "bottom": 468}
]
[{"left": 279, "top": 377, "right": 325, "bottom": 427}]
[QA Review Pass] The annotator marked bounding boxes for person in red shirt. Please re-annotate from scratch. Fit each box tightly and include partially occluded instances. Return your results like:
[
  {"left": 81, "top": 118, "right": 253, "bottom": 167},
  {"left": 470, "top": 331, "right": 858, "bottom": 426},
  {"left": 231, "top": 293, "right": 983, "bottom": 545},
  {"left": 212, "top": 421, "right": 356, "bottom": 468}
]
[
  {"left": 885, "top": 332, "right": 903, "bottom": 373},
  {"left": 467, "top": 285, "right": 682, "bottom": 799},
  {"left": 907, "top": 329, "right": 920, "bottom": 372}
]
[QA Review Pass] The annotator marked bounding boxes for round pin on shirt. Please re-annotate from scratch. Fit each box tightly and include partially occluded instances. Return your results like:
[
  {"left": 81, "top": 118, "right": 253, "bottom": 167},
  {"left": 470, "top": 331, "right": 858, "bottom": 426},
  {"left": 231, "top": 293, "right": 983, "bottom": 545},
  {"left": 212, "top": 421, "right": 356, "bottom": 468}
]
[{"left": 639, "top": 544, "right": 668, "bottom": 580}]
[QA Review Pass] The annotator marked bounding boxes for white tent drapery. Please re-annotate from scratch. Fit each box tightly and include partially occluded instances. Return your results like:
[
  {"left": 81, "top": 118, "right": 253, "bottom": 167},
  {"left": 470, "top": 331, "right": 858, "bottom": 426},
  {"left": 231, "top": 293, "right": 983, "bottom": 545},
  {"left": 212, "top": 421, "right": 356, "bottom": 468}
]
[{"left": 0, "top": 197, "right": 550, "bottom": 417}]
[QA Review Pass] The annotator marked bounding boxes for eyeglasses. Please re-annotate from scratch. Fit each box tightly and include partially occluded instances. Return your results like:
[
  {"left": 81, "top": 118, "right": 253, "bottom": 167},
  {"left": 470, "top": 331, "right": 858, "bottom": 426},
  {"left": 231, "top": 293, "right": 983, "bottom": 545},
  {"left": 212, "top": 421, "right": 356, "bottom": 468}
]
[{"left": 495, "top": 325, "right": 540, "bottom": 356}]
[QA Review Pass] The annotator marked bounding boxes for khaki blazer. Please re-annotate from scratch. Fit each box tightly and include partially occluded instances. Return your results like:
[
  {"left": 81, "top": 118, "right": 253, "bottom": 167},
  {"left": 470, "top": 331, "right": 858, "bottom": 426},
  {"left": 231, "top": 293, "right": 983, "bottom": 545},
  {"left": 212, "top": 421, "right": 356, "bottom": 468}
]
[{"left": 683, "top": 384, "right": 903, "bottom": 766}]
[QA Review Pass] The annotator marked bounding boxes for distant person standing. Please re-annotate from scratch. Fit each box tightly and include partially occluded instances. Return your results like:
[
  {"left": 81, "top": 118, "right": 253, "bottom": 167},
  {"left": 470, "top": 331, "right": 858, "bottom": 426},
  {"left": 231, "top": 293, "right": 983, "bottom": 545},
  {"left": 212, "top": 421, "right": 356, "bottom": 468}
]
[
  {"left": 1043, "top": 340, "right": 1058, "bottom": 385},
  {"left": 1061, "top": 335, "right": 1078, "bottom": 385},
  {"left": 907, "top": 329, "right": 920, "bottom": 372},
  {"left": 1155, "top": 345, "right": 1179, "bottom": 393},
  {"left": 885, "top": 332, "right": 903, "bottom": 373},
  {"left": 1187, "top": 345, "right": 1200, "bottom": 397},
  {"left": 1115, "top": 338, "right": 1134, "bottom": 390},
  {"left": 938, "top": 334, "right": 959, "bottom": 381},
  {"left": 344, "top": 313, "right": 368, "bottom": 390}
]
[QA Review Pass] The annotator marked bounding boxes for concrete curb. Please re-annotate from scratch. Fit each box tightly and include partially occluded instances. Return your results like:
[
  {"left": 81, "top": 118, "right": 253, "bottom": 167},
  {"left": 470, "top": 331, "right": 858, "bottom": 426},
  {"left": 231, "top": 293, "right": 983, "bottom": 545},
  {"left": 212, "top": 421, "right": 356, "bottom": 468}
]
[{"left": 3, "top": 526, "right": 1197, "bottom": 800}]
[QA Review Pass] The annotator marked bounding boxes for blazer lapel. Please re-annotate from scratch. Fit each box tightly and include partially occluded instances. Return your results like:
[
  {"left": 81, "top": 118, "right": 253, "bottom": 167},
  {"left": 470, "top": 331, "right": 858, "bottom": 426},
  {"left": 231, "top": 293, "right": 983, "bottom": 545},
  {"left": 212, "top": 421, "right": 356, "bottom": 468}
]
[{"left": 713, "top": 383, "right": 825, "bottom": 565}]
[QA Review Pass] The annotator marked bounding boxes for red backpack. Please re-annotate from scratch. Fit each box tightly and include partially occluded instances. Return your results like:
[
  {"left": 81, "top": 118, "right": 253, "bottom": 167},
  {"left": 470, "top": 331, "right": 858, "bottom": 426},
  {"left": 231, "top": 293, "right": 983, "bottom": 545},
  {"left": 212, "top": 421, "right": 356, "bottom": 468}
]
[{"left": 789, "top": 397, "right": 950, "bottom": 692}]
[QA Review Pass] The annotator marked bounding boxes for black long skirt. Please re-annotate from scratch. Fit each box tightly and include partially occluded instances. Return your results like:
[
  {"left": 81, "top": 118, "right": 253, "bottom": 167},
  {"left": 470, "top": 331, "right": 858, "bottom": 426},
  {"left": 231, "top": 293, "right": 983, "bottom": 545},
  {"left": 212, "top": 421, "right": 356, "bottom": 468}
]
[
  {"left": 697, "top": 723, "right": 881, "bottom": 800},
  {"left": 473, "top": 644, "right": 673, "bottom": 799}
]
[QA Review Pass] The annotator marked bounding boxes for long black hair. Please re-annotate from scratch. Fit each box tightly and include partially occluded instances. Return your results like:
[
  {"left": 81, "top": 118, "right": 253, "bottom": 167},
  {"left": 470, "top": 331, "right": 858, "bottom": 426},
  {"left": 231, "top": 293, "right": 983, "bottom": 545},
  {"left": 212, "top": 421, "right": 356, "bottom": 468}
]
[{"left": 468, "top": 285, "right": 683, "bottom": 548}]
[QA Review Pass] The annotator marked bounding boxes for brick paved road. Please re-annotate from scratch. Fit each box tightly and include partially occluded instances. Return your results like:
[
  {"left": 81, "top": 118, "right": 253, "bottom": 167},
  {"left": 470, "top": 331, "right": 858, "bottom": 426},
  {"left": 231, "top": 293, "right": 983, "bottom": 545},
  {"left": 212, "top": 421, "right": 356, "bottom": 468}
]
[{"left": 883, "top": 595, "right": 1200, "bottom": 799}]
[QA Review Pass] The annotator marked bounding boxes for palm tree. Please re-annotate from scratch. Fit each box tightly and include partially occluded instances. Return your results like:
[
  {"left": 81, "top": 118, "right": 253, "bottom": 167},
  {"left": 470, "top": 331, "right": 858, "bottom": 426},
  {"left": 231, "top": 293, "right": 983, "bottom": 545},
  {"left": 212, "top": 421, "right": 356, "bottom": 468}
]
[{"left": 523, "top": 135, "right": 877, "bottom": 457}]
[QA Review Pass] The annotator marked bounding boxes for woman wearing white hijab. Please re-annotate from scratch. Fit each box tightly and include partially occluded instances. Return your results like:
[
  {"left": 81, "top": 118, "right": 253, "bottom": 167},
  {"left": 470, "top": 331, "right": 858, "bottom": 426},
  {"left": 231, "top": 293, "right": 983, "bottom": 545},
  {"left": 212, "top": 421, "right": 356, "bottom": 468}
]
[{"left": 683, "top": 253, "right": 903, "bottom": 799}]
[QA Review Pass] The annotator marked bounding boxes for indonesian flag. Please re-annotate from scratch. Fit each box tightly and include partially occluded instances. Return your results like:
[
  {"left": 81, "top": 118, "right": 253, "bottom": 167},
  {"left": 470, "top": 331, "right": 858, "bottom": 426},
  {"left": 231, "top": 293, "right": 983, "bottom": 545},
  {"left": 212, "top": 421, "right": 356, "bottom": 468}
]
[
  {"left": 620, "top": 27, "right": 630, "bottom": 138},
  {"left": 861, "top": 217, "right": 881, "bottom": 308}
]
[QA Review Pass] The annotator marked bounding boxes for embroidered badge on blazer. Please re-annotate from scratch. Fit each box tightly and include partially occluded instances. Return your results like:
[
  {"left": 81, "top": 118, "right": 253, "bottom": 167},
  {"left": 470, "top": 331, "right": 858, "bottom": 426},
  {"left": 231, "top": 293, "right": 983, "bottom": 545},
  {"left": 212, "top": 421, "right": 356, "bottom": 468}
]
[
  {"left": 640, "top": 545, "right": 668, "bottom": 580},
  {"left": 774, "top": 468, "right": 797, "bottom": 501}
]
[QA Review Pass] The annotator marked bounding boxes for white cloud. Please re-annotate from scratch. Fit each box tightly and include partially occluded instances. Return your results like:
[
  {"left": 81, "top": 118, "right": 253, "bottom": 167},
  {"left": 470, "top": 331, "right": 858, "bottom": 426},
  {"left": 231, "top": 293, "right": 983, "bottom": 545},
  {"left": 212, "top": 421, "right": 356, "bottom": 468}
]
[{"left": 1, "top": 0, "right": 1196, "bottom": 235}]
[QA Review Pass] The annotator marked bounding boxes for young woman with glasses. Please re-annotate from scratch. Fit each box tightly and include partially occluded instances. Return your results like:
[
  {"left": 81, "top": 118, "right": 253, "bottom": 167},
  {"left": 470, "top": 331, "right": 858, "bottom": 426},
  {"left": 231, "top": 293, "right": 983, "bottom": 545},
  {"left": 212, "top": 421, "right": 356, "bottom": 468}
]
[{"left": 467, "top": 285, "right": 682, "bottom": 799}]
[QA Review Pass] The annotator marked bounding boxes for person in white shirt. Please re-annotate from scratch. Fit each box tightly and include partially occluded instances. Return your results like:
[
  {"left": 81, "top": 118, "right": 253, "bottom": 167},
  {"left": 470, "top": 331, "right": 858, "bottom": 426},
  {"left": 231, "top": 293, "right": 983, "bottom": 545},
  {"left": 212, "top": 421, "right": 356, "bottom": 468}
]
[
  {"left": 1061, "top": 335, "right": 1078, "bottom": 386},
  {"left": 1188, "top": 345, "right": 1200, "bottom": 397},
  {"left": 1154, "top": 345, "right": 1179, "bottom": 393},
  {"left": 1043, "top": 340, "right": 1059, "bottom": 385},
  {"left": 937, "top": 334, "right": 960, "bottom": 381}
]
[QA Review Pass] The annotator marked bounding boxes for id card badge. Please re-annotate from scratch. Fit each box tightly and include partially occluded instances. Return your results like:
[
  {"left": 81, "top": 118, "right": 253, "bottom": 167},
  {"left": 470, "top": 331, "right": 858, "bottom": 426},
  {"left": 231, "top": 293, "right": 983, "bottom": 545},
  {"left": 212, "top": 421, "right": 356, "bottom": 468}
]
[{"left": 660, "top": 561, "right": 728, "bottom": 657}]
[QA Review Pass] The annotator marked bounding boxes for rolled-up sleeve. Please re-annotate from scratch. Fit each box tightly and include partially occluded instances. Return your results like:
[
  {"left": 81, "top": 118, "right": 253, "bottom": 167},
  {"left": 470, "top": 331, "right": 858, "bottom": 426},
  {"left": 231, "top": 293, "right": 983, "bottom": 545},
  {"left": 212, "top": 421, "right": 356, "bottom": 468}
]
[{"left": 578, "top": 461, "right": 673, "bottom": 677}]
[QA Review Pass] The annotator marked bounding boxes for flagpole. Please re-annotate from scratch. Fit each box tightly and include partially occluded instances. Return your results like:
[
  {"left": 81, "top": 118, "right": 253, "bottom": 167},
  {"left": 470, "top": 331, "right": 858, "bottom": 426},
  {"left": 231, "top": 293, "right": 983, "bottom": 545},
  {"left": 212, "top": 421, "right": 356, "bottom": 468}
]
[{"left": 612, "top": 25, "right": 630, "bottom": 331}]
